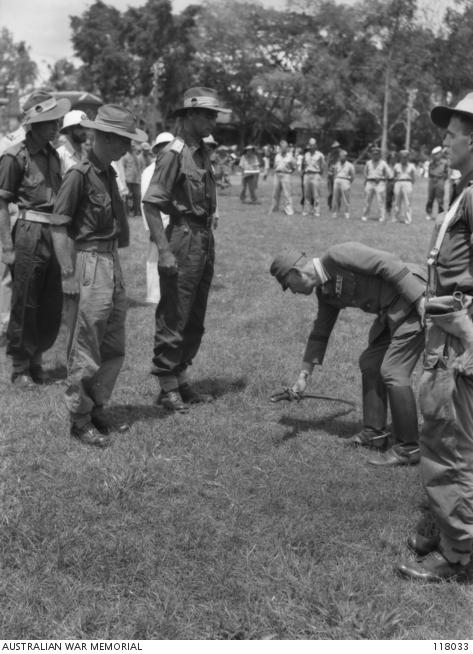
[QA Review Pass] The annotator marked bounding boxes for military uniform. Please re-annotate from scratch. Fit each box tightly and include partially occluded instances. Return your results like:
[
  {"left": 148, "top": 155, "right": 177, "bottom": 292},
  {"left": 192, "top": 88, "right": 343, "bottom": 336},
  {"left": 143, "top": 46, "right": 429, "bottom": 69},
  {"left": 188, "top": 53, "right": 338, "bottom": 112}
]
[
  {"left": 425, "top": 155, "right": 448, "bottom": 218},
  {"left": 362, "top": 157, "right": 391, "bottom": 222},
  {"left": 301, "top": 149, "right": 325, "bottom": 216},
  {"left": 53, "top": 150, "right": 129, "bottom": 428},
  {"left": 392, "top": 160, "right": 416, "bottom": 224},
  {"left": 143, "top": 136, "right": 216, "bottom": 392},
  {"left": 303, "top": 242, "right": 426, "bottom": 454},
  {"left": 270, "top": 151, "right": 296, "bottom": 215},
  {"left": 418, "top": 171, "right": 473, "bottom": 565},
  {"left": 0, "top": 132, "right": 66, "bottom": 379}
]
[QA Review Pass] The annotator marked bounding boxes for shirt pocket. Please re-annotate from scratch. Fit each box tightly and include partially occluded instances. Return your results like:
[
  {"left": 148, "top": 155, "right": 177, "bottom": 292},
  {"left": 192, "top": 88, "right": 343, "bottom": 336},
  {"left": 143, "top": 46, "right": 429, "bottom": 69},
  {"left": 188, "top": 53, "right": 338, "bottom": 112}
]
[
  {"left": 89, "top": 191, "right": 113, "bottom": 232},
  {"left": 184, "top": 168, "right": 206, "bottom": 204}
]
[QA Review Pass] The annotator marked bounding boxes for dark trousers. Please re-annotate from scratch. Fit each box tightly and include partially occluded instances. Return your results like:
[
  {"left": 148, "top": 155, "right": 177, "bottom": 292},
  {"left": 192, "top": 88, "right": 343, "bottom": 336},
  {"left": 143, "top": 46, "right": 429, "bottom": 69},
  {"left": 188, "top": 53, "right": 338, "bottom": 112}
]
[
  {"left": 240, "top": 174, "right": 258, "bottom": 202},
  {"left": 327, "top": 175, "right": 334, "bottom": 210},
  {"left": 385, "top": 179, "right": 395, "bottom": 212},
  {"left": 7, "top": 220, "right": 62, "bottom": 374},
  {"left": 152, "top": 221, "right": 214, "bottom": 390},
  {"left": 358, "top": 313, "right": 425, "bottom": 446},
  {"left": 426, "top": 178, "right": 445, "bottom": 215},
  {"left": 127, "top": 182, "right": 141, "bottom": 216}
]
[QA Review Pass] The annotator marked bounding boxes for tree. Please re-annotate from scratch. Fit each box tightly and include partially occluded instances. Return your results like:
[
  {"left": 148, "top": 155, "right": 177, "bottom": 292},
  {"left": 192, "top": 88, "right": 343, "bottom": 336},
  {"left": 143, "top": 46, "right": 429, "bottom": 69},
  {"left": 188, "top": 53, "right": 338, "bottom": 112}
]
[
  {"left": 47, "top": 58, "right": 81, "bottom": 92},
  {"left": 0, "top": 28, "right": 37, "bottom": 93}
]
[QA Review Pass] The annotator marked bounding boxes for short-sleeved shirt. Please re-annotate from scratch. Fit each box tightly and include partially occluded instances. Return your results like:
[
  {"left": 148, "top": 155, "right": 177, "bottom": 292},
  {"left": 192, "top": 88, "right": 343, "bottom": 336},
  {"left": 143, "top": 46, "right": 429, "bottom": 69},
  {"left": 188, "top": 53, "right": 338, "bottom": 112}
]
[
  {"left": 303, "top": 150, "right": 325, "bottom": 174},
  {"left": 274, "top": 152, "right": 296, "bottom": 174},
  {"left": 53, "top": 151, "right": 127, "bottom": 245},
  {"left": 143, "top": 137, "right": 216, "bottom": 222},
  {"left": 393, "top": 162, "right": 416, "bottom": 182},
  {"left": 0, "top": 132, "right": 62, "bottom": 213},
  {"left": 364, "top": 159, "right": 391, "bottom": 182},
  {"left": 334, "top": 160, "right": 355, "bottom": 181},
  {"left": 432, "top": 171, "right": 473, "bottom": 295},
  {"left": 429, "top": 158, "right": 448, "bottom": 180}
]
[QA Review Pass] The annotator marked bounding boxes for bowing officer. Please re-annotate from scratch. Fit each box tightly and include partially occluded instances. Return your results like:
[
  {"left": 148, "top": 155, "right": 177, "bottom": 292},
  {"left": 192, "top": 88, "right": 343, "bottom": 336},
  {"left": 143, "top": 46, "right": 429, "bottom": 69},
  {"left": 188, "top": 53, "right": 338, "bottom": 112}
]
[{"left": 270, "top": 242, "right": 426, "bottom": 466}]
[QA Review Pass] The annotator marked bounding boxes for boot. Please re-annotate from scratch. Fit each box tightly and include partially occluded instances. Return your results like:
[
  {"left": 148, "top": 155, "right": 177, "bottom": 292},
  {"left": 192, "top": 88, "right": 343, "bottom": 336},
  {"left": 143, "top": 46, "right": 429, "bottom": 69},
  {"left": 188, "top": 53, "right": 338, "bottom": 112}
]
[
  {"left": 361, "top": 371, "right": 388, "bottom": 433},
  {"left": 388, "top": 385, "right": 418, "bottom": 451}
]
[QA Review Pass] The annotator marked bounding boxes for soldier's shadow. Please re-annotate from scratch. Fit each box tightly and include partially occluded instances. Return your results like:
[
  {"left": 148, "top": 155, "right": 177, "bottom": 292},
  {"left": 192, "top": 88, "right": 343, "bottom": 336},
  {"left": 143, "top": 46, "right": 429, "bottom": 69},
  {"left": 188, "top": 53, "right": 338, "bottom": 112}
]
[{"left": 275, "top": 413, "right": 360, "bottom": 445}]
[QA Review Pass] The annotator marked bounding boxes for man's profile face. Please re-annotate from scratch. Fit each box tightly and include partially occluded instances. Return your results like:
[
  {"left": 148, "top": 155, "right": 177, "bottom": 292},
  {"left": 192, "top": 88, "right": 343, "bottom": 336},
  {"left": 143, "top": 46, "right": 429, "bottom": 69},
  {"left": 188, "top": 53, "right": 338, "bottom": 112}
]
[
  {"left": 443, "top": 116, "right": 472, "bottom": 171},
  {"left": 283, "top": 269, "right": 314, "bottom": 295},
  {"left": 33, "top": 119, "right": 60, "bottom": 144},
  {"left": 189, "top": 109, "right": 218, "bottom": 138}
]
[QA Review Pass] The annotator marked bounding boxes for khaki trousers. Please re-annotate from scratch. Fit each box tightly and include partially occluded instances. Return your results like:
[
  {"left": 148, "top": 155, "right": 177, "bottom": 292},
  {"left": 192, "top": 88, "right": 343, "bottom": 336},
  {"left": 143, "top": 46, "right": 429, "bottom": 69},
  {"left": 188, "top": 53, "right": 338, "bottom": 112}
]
[
  {"left": 363, "top": 181, "right": 386, "bottom": 220},
  {"left": 419, "top": 317, "right": 473, "bottom": 564},
  {"left": 65, "top": 249, "right": 127, "bottom": 426},
  {"left": 332, "top": 178, "right": 351, "bottom": 217},
  {"left": 393, "top": 180, "right": 413, "bottom": 224},
  {"left": 270, "top": 173, "right": 294, "bottom": 215},
  {"left": 303, "top": 173, "right": 322, "bottom": 214}
]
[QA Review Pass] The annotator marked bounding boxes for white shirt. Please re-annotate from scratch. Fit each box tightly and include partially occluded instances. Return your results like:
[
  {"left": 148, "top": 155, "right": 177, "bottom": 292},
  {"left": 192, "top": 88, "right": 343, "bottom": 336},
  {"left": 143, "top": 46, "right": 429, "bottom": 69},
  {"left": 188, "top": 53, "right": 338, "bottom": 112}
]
[
  {"left": 274, "top": 152, "right": 296, "bottom": 174},
  {"left": 141, "top": 162, "right": 169, "bottom": 231},
  {"left": 56, "top": 138, "right": 86, "bottom": 175}
]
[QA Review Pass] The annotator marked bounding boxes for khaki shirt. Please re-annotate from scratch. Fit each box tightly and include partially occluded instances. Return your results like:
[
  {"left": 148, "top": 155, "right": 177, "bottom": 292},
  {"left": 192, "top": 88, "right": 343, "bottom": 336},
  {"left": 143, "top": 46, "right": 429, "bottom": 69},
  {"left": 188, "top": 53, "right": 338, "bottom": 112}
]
[
  {"left": 0, "top": 132, "right": 62, "bottom": 213},
  {"left": 53, "top": 151, "right": 128, "bottom": 247},
  {"left": 143, "top": 137, "right": 216, "bottom": 222},
  {"left": 303, "top": 242, "right": 426, "bottom": 365}
]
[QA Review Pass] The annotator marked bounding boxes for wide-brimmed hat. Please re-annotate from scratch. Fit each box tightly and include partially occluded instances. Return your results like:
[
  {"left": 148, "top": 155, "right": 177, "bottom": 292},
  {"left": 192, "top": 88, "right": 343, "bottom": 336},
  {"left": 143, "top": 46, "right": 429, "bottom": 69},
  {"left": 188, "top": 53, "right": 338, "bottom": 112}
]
[
  {"left": 431, "top": 146, "right": 442, "bottom": 155},
  {"left": 399, "top": 149, "right": 409, "bottom": 157},
  {"left": 270, "top": 249, "right": 307, "bottom": 291},
  {"left": 173, "top": 87, "right": 230, "bottom": 117},
  {"left": 81, "top": 104, "right": 147, "bottom": 142},
  {"left": 60, "top": 110, "right": 87, "bottom": 134},
  {"left": 431, "top": 92, "right": 473, "bottom": 128},
  {"left": 244, "top": 144, "right": 256, "bottom": 150},
  {"left": 23, "top": 92, "right": 71, "bottom": 125},
  {"left": 331, "top": 140, "right": 341, "bottom": 149}
]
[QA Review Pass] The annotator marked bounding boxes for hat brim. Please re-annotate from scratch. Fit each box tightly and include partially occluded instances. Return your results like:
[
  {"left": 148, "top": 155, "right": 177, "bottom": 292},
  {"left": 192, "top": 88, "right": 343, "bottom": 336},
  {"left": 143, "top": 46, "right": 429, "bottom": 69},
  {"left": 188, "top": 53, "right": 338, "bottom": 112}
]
[
  {"left": 80, "top": 119, "right": 148, "bottom": 142},
  {"left": 26, "top": 98, "right": 71, "bottom": 124},
  {"left": 430, "top": 105, "right": 473, "bottom": 128},
  {"left": 173, "top": 105, "right": 231, "bottom": 117}
]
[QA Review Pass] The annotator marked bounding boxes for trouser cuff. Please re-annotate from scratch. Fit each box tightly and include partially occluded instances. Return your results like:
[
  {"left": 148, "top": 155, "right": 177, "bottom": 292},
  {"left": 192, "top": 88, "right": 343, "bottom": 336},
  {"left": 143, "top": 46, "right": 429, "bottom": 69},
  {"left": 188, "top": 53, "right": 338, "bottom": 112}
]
[
  {"left": 70, "top": 412, "right": 91, "bottom": 429},
  {"left": 440, "top": 536, "right": 473, "bottom": 566},
  {"left": 158, "top": 374, "right": 179, "bottom": 393}
]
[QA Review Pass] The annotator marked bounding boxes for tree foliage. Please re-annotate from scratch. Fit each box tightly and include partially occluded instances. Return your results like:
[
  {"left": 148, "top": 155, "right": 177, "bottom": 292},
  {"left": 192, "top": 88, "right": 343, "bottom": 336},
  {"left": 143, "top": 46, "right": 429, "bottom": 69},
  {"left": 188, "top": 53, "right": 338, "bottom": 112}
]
[
  {"left": 0, "top": 28, "right": 37, "bottom": 93},
  {"left": 32, "top": 0, "right": 473, "bottom": 149}
]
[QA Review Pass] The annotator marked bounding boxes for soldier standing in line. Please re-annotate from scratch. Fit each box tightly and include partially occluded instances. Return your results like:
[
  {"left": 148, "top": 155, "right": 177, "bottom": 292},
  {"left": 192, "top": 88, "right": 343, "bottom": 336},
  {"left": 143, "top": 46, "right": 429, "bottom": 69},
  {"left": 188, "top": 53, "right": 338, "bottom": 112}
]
[
  {"left": 301, "top": 137, "right": 325, "bottom": 217},
  {"left": 0, "top": 91, "right": 70, "bottom": 387},
  {"left": 392, "top": 150, "right": 416, "bottom": 224},
  {"left": 269, "top": 140, "right": 297, "bottom": 216},
  {"left": 331, "top": 149, "right": 355, "bottom": 219},
  {"left": 361, "top": 146, "right": 391, "bottom": 222},
  {"left": 52, "top": 104, "right": 147, "bottom": 446},
  {"left": 326, "top": 141, "right": 340, "bottom": 211},
  {"left": 142, "top": 87, "right": 229, "bottom": 413},
  {"left": 425, "top": 145, "right": 448, "bottom": 220}
]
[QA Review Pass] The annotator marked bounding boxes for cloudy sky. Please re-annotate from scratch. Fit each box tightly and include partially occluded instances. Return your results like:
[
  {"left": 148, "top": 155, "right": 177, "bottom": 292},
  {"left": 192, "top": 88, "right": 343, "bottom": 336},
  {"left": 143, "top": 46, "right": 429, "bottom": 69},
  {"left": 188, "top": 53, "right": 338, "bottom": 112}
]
[{"left": 1, "top": 0, "right": 451, "bottom": 83}]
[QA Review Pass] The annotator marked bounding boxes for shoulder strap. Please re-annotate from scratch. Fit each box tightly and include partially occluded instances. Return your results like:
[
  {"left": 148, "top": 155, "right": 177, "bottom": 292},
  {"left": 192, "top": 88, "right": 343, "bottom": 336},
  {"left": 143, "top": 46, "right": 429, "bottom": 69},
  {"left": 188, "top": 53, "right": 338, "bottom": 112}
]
[{"left": 432, "top": 189, "right": 466, "bottom": 254}]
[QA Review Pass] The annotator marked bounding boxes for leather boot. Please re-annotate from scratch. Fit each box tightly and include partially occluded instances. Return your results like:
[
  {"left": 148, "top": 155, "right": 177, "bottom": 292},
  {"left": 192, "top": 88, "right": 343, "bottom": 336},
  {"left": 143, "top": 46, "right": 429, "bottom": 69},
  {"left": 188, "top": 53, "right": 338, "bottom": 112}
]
[
  {"left": 361, "top": 372, "right": 388, "bottom": 432},
  {"left": 388, "top": 385, "right": 419, "bottom": 449}
]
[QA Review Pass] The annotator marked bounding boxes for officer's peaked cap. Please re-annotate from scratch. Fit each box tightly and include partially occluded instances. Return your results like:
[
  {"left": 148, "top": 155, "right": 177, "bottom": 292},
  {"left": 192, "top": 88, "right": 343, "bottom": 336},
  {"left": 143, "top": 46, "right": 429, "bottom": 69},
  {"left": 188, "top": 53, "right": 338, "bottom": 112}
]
[{"left": 270, "top": 249, "right": 307, "bottom": 291}]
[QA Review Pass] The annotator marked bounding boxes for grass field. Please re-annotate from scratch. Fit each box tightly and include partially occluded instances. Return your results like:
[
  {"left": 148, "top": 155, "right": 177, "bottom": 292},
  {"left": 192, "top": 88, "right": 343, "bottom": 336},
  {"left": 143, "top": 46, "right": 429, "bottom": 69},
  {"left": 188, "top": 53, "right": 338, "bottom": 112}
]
[{"left": 1, "top": 172, "right": 473, "bottom": 640}]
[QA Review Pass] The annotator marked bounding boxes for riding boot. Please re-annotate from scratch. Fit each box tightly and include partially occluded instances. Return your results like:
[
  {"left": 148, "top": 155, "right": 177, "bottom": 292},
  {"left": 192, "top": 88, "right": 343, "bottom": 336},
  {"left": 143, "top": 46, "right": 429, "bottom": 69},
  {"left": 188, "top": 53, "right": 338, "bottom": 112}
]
[
  {"left": 388, "top": 385, "right": 418, "bottom": 450},
  {"left": 361, "top": 372, "right": 387, "bottom": 431}
]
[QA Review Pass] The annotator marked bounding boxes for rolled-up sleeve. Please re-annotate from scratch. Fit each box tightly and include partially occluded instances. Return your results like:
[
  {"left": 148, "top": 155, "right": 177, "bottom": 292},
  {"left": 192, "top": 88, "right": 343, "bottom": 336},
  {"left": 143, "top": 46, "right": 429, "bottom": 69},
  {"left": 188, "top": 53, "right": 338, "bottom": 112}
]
[
  {"left": 53, "top": 169, "right": 84, "bottom": 225},
  {"left": 0, "top": 153, "right": 22, "bottom": 202},
  {"left": 143, "top": 151, "right": 179, "bottom": 215}
]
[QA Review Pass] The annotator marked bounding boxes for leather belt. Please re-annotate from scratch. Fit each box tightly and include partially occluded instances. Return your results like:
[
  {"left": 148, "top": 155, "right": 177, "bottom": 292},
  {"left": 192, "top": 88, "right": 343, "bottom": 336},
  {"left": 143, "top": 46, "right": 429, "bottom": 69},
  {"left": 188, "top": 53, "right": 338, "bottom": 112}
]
[
  {"left": 366, "top": 179, "right": 384, "bottom": 183},
  {"left": 304, "top": 171, "right": 321, "bottom": 175},
  {"left": 19, "top": 209, "right": 69, "bottom": 226},
  {"left": 75, "top": 239, "right": 118, "bottom": 252}
]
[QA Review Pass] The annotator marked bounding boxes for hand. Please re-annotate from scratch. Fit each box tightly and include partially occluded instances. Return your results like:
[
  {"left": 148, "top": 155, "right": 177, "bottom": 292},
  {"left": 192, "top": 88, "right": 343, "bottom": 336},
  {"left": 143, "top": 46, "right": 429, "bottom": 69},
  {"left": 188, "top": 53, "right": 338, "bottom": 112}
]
[
  {"left": 291, "top": 370, "right": 309, "bottom": 396},
  {"left": 62, "top": 274, "right": 79, "bottom": 296},
  {"left": 1, "top": 248, "right": 15, "bottom": 266},
  {"left": 158, "top": 250, "right": 178, "bottom": 276},
  {"left": 416, "top": 296, "right": 426, "bottom": 326}
]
